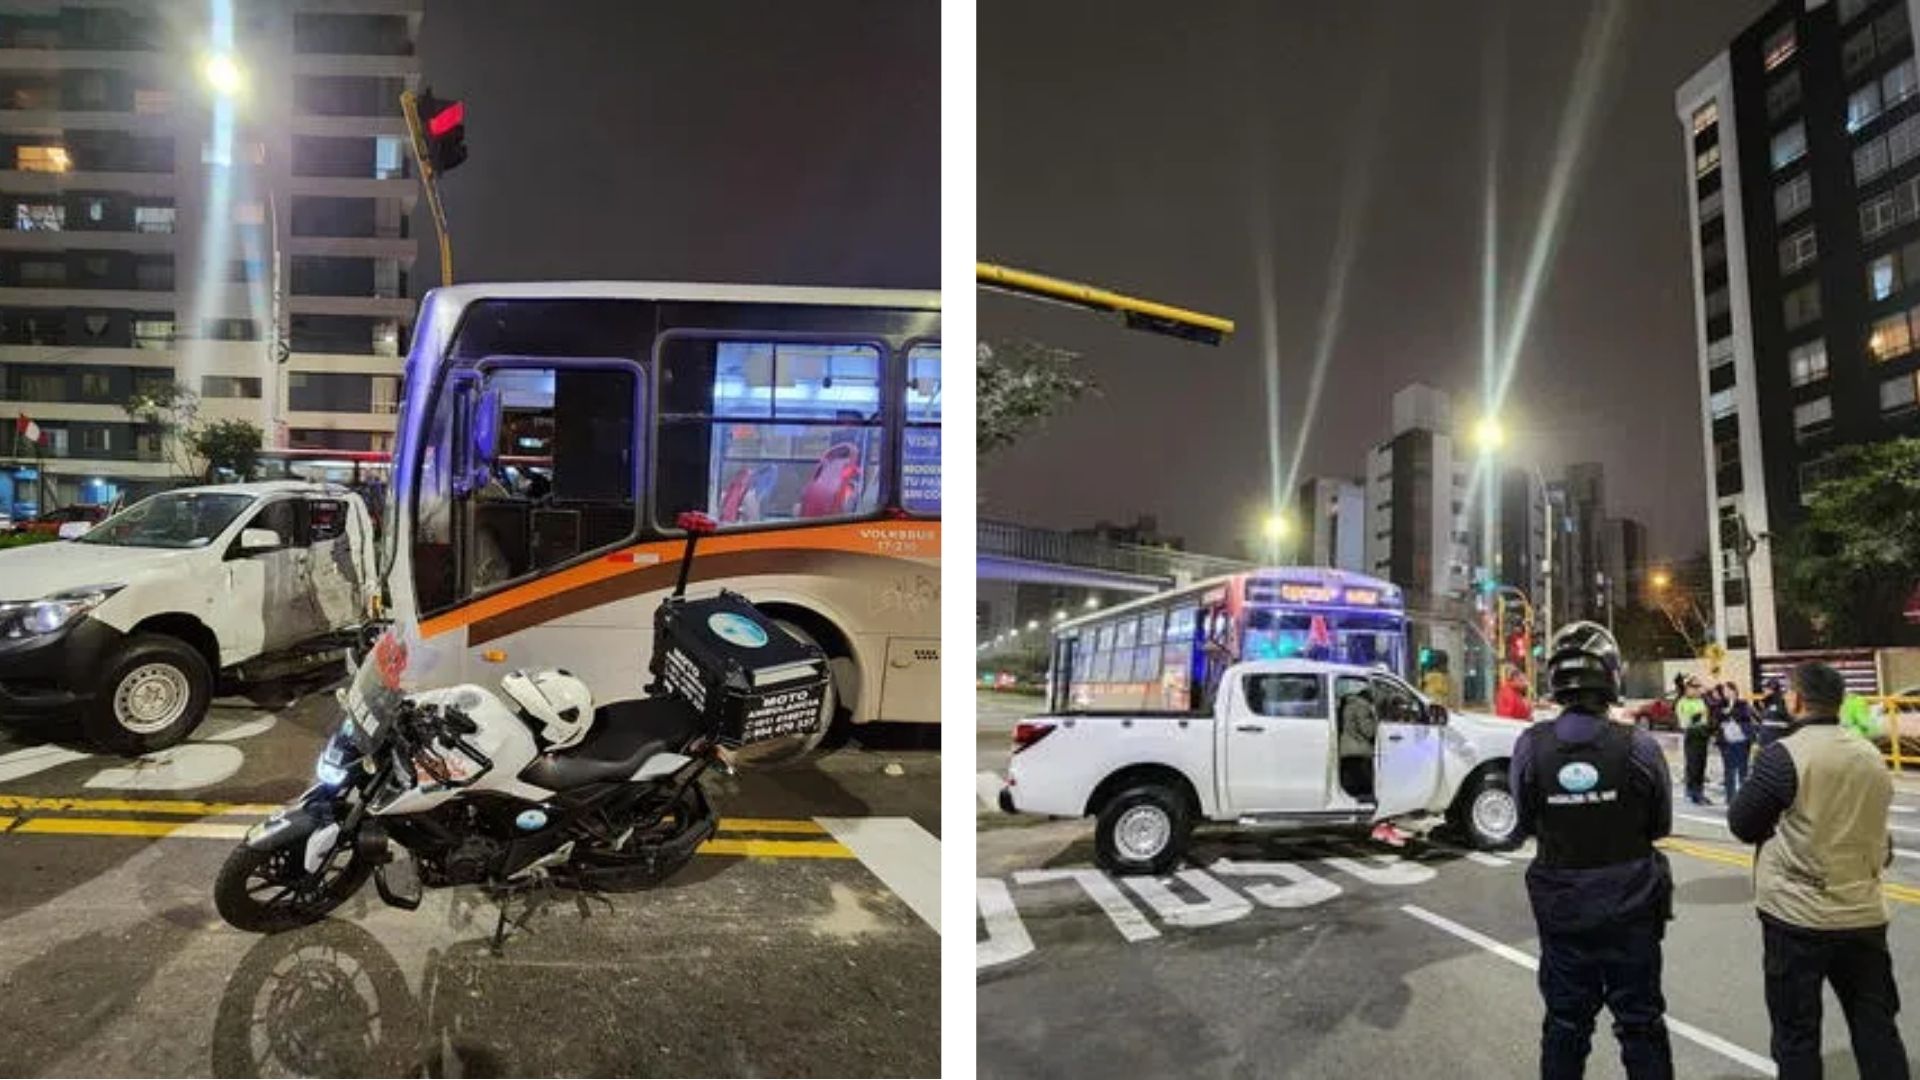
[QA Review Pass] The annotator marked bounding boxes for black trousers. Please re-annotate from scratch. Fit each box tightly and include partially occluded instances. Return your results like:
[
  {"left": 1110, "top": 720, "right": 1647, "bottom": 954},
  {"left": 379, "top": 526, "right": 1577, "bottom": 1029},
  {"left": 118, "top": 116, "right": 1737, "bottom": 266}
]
[
  {"left": 1339, "top": 756, "right": 1372, "bottom": 799},
  {"left": 1538, "top": 919, "right": 1674, "bottom": 1080},
  {"left": 1682, "top": 732, "right": 1709, "bottom": 799},
  {"left": 1762, "top": 917, "right": 1909, "bottom": 1080}
]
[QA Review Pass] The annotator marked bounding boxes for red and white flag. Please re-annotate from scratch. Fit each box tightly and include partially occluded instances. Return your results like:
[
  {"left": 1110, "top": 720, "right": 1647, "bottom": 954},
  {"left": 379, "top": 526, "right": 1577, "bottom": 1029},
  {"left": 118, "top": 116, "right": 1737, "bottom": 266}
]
[{"left": 15, "top": 414, "right": 44, "bottom": 445}]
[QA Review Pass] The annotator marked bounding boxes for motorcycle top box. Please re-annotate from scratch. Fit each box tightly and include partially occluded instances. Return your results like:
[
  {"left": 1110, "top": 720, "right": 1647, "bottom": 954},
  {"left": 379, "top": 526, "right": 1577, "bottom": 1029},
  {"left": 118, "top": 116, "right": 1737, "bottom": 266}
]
[{"left": 649, "top": 589, "right": 831, "bottom": 747}]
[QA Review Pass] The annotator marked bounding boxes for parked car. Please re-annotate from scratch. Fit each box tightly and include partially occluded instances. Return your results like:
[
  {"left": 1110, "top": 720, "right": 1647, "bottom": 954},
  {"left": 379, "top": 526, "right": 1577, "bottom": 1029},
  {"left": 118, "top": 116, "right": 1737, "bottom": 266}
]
[
  {"left": 1628, "top": 697, "right": 1678, "bottom": 731},
  {"left": 17, "top": 504, "right": 109, "bottom": 537},
  {"left": 0, "top": 481, "right": 376, "bottom": 752},
  {"left": 999, "top": 658, "right": 1524, "bottom": 874}
]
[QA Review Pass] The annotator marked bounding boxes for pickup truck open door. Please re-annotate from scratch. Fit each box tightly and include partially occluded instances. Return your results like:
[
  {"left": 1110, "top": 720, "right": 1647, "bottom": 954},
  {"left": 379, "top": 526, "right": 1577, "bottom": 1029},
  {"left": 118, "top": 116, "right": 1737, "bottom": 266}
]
[{"left": 1369, "top": 674, "right": 1444, "bottom": 821}]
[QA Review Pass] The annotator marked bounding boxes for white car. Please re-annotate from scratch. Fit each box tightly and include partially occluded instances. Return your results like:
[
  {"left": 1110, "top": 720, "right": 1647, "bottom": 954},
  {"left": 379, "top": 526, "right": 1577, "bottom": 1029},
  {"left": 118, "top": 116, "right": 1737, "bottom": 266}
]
[
  {"left": 1000, "top": 658, "right": 1525, "bottom": 874},
  {"left": 0, "top": 481, "right": 376, "bottom": 752}
]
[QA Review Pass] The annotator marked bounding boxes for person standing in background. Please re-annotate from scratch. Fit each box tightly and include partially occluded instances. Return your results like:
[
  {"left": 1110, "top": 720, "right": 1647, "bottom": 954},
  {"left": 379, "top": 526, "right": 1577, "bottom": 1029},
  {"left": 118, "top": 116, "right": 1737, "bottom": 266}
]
[
  {"left": 1677, "top": 678, "right": 1711, "bottom": 805},
  {"left": 1728, "top": 661, "right": 1907, "bottom": 1080},
  {"left": 1713, "top": 682, "right": 1755, "bottom": 801},
  {"left": 1758, "top": 678, "right": 1793, "bottom": 748}
]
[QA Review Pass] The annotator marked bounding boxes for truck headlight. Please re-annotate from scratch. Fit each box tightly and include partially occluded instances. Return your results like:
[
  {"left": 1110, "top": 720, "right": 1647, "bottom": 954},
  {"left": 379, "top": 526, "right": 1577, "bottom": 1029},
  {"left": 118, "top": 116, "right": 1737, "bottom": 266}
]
[{"left": 0, "top": 585, "right": 121, "bottom": 639}]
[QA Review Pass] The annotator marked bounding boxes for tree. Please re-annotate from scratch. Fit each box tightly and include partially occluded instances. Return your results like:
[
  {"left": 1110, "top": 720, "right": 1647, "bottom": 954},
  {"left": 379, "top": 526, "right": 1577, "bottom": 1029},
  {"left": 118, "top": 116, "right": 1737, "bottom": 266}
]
[
  {"left": 978, "top": 340, "right": 1095, "bottom": 454},
  {"left": 122, "top": 381, "right": 201, "bottom": 479},
  {"left": 1776, "top": 436, "right": 1920, "bottom": 646},
  {"left": 189, "top": 420, "right": 263, "bottom": 482}
]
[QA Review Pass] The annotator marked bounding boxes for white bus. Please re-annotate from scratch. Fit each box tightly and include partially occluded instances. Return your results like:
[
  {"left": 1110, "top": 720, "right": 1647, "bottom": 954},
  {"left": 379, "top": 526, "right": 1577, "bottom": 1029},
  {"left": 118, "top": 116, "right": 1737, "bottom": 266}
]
[{"left": 379, "top": 282, "right": 940, "bottom": 753}]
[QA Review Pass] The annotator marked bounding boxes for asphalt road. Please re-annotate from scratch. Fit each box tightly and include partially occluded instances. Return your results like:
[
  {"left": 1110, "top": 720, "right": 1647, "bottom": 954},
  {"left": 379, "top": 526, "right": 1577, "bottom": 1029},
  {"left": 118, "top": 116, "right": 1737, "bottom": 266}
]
[
  {"left": 0, "top": 679, "right": 940, "bottom": 1078},
  {"left": 975, "top": 691, "right": 1920, "bottom": 1079}
]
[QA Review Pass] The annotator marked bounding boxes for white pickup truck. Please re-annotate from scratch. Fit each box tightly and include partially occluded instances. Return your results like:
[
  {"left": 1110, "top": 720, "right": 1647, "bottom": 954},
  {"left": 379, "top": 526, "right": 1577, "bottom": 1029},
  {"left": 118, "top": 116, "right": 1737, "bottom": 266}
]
[
  {"left": 1000, "top": 658, "right": 1525, "bottom": 874},
  {"left": 0, "top": 481, "right": 376, "bottom": 752}
]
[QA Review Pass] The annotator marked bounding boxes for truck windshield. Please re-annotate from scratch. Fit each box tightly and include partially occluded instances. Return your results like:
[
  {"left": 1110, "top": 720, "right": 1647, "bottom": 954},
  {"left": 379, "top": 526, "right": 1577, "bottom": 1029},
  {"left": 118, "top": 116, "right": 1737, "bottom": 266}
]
[{"left": 79, "top": 492, "right": 255, "bottom": 549}]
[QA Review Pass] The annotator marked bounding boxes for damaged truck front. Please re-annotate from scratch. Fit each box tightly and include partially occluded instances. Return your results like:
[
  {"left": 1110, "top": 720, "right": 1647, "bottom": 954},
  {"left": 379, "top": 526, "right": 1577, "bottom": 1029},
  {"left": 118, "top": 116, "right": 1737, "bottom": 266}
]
[{"left": 0, "top": 481, "right": 377, "bottom": 752}]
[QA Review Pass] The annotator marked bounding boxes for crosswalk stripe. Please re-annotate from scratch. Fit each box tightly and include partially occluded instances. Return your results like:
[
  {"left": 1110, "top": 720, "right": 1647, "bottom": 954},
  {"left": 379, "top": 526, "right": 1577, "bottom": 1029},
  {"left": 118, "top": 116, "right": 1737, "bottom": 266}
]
[{"left": 977, "top": 771, "right": 1002, "bottom": 809}]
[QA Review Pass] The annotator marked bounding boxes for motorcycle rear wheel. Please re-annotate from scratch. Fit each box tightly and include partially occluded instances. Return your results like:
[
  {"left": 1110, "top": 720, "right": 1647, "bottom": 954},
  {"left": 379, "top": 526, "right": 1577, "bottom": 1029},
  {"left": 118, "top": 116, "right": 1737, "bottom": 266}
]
[
  {"left": 569, "top": 783, "right": 716, "bottom": 890},
  {"left": 215, "top": 839, "right": 374, "bottom": 933}
]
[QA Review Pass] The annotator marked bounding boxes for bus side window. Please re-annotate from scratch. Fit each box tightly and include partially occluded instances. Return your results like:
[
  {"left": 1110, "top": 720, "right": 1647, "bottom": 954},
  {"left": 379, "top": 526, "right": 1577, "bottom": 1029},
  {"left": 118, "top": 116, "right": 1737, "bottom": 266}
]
[
  {"left": 902, "top": 342, "right": 939, "bottom": 515},
  {"left": 656, "top": 337, "right": 886, "bottom": 530}
]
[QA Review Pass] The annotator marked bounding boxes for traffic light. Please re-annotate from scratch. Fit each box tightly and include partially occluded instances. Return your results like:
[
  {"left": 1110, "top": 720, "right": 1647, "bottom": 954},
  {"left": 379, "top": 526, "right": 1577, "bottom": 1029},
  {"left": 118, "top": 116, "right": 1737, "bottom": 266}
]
[{"left": 418, "top": 90, "right": 467, "bottom": 174}]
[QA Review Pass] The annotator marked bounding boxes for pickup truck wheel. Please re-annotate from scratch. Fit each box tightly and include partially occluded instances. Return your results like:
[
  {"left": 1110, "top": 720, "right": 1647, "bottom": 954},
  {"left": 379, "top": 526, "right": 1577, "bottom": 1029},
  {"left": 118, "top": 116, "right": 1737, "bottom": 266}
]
[
  {"left": 1453, "top": 772, "right": 1520, "bottom": 851},
  {"left": 82, "top": 634, "right": 212, "bottom": 754},
  {"left": 1095, "top": 785, "right": 1191, "bottom": 876}
]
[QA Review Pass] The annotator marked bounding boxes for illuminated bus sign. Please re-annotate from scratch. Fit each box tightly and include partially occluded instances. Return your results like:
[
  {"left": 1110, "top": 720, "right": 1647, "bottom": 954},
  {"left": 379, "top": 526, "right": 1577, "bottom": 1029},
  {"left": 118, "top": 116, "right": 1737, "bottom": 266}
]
[
  {"left": 1343, "top": 588, "right": 1382, "bottom": 606},
  {"left": 1246, "top": 580, "right": 1393, "bottom": 607}
]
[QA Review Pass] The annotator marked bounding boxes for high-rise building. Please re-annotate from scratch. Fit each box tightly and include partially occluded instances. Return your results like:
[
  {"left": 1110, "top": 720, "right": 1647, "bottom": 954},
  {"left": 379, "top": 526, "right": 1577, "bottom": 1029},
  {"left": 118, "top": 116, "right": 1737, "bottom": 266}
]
[
  {"left": 1556, "top": 462, "right": 1607, "bottom": 622},
  {"left": 0, "top": 2, "right": 421, "bottom": 514},
  {"left": 1496, "top": 465, "right": 1550, "bottom": 623},
  {"left": 1602, "top": 516, "right": 1651, "bottom": 607},
  {"left": 1365, "top": 383, "right": 1475, "bottom": 609},
  {"left": 1677, "top": 0, "right": 1920, "bottom": 653},
  {"left": 1294, "top": 475, "right": 1365, "bottom": 572}
]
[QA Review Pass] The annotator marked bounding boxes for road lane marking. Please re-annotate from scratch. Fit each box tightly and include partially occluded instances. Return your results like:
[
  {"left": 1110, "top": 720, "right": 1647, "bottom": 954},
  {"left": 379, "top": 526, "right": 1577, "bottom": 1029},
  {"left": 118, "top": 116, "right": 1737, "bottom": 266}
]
[
  {"left": 719, "top": 817, "right": 830, "bottom": 835},
  {"left": 817, "top": 816, "right": 940, "bottom": 930},
  {"left": 0, "top": 794, "right": 281, "bottom": 816},
  {"left": 10, "top": 818, "right": 251, "bottom": 840},
  {"left": 1401, "top": 904, "right": 1778, "bottom": 1077},
  {"left": 1013, "top": 868, "right": 1160, "bottom": 942},
  {"left": 1676, "top": 811, "right": 1920, "bottom": 861},
  {"left": 977, "top": 771, "right": 1002, "bottom": 809},
  {"left": 0, "top": 746, "right": 89, "bottom": 784},
  {"left": 1659, "top": 837, "right": 1920, "bottom": 907},
  {"left": 977, "top": 878, "right": 1035, "bottom": 969},
  {"left": 696, "top": 837, "right": 853, "bottom": 859},
  {"left": 1121, "top": 870, "right": 1253, "bottom": 927}
]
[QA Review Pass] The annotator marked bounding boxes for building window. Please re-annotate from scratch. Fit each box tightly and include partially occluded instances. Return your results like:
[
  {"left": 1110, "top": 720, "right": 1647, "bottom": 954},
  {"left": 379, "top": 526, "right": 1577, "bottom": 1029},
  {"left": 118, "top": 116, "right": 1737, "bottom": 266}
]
[
  {"left": 1889, "top": 113, "right": 1920, "bottom": 169},
  {"left": 1871, "top": 252, "right": 1898, "bottom": 299},
  {"left": 79, "top": 371, "right": 109, "bottom": 398},
  {"left": 1886, "top": 58, "right": 1919, "bottom": 108},
  {"left": 1707, "top": 336, "right": 1735, "bottom": 371},
  {"left": 1705, "top": 286, "right": 1731, "bottom": 319},
  {"left": 1699, "top": 189, "right": 1723, "bottom": 223},
  {"left": 201, "top": 375, "right": 261, "bottom": 399},
  {"left": 372, "top": 319, "right": 400, "bottom": 357},
  {"left": 1768, "top": 71, "right": 1802, "bottom": 121},
  {"left": 1783, "top": 282, "right": 1821, "bottom": 330},
  {"left": 1846, "top": 26, "right": 1878, "bottom": 77},
  {"left": 1856, "top": 135, "right": 1890, "bottom": 183},
  {"left": 1771, "top": 123, "right": 1807, "bottom": 171},
  {"left": 1849, "top": 83, "right": 1884, "bottom": 133},
  {"left": 1841, "top": 0, "right": 1873, "bottom": 24},
  {"left": 1695, "top": 143, "right": 1720, "bottom": 178},
  {"left": 1775, "top": 173, "right": 1812, "bottom": 222},
  {"left": 132, "top": 318, "right": 173, "bottom": 349},
  {"left": 79, "top": 428, "right": 110, "bottom": 453},
  {"left": 1860, "top": 175, "right": 1920, "bottom": 240},
  {"left": 1870, "top": 310, "right": 1915, "bottom": 360},
  {"left": 132, "top": 205, "right": 174, "bottom": 233},
  {"left": 1710, "top": 387, "right": 1738, "bottom": 420},
  {"left": 1877, "top": 5, "right": 1910, "bottom": 53},
  {"left": 133, "top": 88, "right": 170, "bottom": 115},
  {"left": 1764, "top": 24, "right": 1797, "bottom": 71},
  {"left": 13, "top": 202, "right": 62, "bottom": 231},
  {"left": 1794, "top": 396, "right": 1834, "bottom": 438},
  {"left": 1692, "top": 101, "right": 1719, "bottom": 134},
  {"left": 1882, "top": 371, "right": 1920, "bottom": 413},
  {"left": 202, "top": 317, "right": 259, "bottom": 341},
  {"left": 1779, "top": 227, "right": 1817, "bottom": 273},
  {"left": 1789, "top": 339, "right": 1829, "bottom": 386},
  {"left": 1715, "top": 436, "right": 1740, "bottom": 471},
  {"left": 15, "top": 145, "right": 69, "bottom": 172},
  {"left": 1702, "top": 234, "right": 1728, "bottom": 266},
  {"left": 233, "top": 201, "right": 264, "bottom": 226},
  {"left": 18, "top": 259, "right": 65, "bottom": 285},
  {"left": 133, "top": 260, "right": 172, "bottom": 291}
]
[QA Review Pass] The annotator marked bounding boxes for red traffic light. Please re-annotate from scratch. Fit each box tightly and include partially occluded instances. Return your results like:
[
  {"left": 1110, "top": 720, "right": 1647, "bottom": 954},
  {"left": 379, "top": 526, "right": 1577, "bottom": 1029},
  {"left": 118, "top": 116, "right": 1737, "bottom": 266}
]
[
  {"left": 426, "top": 98, "right": 464, "bottom": 137},
  {"left": 416, "top": 89, "right": 467, "bottom": 174}
]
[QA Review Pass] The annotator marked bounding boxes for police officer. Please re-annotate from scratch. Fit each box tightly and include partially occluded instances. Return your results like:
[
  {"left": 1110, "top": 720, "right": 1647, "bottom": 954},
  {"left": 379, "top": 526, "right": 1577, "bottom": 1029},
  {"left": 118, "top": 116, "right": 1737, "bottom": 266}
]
[{"left": 1510, "top": 621, "right": 1676, "bottom": 1080}]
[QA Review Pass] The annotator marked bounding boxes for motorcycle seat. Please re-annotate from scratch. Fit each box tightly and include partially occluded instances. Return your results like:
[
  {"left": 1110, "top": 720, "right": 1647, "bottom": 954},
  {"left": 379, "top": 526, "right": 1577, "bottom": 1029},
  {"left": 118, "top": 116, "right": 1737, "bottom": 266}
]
[{"left": 518, "top": 696, "right": 704, "bottom": 792}]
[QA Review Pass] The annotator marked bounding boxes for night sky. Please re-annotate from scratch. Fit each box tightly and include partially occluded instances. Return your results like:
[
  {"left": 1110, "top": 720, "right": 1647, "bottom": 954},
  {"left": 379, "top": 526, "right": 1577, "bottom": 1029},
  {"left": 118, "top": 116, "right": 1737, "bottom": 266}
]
[
  {"left": 980, "top": 0, "right": 1770, "bottom": 564},
  {"left": 416, "top": 0, "right": 938, "bottom": 289}
]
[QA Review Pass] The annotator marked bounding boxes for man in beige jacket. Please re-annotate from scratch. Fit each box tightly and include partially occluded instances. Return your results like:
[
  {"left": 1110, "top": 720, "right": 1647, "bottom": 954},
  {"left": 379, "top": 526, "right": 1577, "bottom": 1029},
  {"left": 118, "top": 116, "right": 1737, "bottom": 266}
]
[{"left": 1727, "top": 661, "right": 1906, "bottom": 1080}]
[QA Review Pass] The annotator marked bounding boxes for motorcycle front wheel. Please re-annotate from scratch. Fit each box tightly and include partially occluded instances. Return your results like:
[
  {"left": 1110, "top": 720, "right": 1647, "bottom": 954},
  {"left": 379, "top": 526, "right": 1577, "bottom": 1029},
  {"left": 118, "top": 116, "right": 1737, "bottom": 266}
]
[{"left": 214, "top": 839, "right": 374, "bottom": 933}]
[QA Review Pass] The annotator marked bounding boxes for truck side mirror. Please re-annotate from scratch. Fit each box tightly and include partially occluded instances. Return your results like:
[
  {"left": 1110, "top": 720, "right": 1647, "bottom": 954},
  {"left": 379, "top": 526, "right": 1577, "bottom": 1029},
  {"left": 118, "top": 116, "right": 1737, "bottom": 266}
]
[
  {"left": 1427, "top": 702, "right": 1449, "bottom": 726},
  {"left": 239, "top": 528, "right": 282, "bottom": 553}
]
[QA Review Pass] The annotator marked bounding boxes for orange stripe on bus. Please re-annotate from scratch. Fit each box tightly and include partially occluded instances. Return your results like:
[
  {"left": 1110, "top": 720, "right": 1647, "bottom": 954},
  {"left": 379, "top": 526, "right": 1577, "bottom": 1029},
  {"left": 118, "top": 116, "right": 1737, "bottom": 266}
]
[{"left": 418, "top": 520, "right": 939, "bottom": 639}]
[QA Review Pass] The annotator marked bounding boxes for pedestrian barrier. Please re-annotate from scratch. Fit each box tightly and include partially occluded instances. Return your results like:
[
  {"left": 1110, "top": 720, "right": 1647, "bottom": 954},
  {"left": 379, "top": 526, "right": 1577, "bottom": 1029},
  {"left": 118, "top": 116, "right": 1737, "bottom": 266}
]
[{"left": 1872, "top": 695, "right": 1920, "bottom": 772}]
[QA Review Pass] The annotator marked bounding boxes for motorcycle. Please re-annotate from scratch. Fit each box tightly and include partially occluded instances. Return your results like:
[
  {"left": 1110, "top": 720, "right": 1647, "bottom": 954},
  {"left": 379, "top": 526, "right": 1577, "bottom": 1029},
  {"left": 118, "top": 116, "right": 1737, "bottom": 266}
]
[{"left": 213, "top": 512, "right": 831, "bottom": 945}]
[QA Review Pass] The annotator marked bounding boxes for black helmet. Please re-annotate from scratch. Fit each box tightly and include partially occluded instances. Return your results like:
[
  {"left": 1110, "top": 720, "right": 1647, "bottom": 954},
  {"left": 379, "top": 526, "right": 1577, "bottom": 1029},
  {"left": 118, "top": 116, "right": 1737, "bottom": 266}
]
[{"left": 1546, "top": 620, "right": 1622, "bottom": 705}]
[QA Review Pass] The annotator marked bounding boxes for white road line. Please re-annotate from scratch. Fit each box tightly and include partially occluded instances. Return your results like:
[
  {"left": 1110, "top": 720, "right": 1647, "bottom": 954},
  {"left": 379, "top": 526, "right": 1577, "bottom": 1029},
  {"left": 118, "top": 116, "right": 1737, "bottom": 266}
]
[
  {"left": 1401, "top": 904, "right": 1777, "bottom": 1077},
  {"left": 1677, "top": 811, "right": 1920, "bottom": 860},
  {"left": 976, "top": 771, "right": 1002, "bottom": 810},
  {"left": 815, "top": 816, "right": 940, "bottom": 932},
  {"left": 0, "top": 745, "right": 90, "bottom": 784},
  {"left": 976, "top": 878, "right": 1034, "bottom": 969}
]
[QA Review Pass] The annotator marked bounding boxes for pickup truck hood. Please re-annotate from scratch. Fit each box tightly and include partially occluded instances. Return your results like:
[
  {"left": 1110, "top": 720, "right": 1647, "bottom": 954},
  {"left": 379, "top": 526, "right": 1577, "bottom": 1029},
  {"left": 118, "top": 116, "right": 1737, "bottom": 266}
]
[
  {"left": 1445, "top": 708, "right": 1527, "bottom": 758},
  {"left": 0, "top": 542, "right": 198, "bottom": 601}
]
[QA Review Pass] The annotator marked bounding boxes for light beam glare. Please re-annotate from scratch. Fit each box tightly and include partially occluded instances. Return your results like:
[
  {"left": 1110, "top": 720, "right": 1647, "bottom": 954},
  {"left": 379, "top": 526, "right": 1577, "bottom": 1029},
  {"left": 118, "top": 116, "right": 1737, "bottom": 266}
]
[
  {"left": 1488, "top": 0, "right": 1627, "bottom": 415},
  {"left": 1278, "top": 66, "right": 1388, "bottom": 503},
  {"left": 186, "top": 0, "right": 238, "bottom": 400},
  {"left": 1251, "top": 195, "right": 1284, "bottom": 533}
]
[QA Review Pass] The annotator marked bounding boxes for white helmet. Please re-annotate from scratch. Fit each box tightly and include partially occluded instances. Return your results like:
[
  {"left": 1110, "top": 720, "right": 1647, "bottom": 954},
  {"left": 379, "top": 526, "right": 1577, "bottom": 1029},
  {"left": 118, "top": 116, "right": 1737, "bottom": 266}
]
[{"left": 500, "top": 669, "right": 594, "bottom": 750}]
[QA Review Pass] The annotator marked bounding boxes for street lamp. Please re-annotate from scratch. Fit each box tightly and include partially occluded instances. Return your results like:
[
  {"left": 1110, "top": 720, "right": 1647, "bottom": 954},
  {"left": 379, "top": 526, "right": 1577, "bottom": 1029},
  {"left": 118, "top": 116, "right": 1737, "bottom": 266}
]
[
  {"left": 1026, "top": 619, "right": 1039, "bottom": 631},
  {"left": 1651, "top": 570, "right": 1672, "bottom": 592},
  {"left": 1262, "top": 511, "right": 1293, "bottom": 565},
  {"left": 1084, "top": 595, "right": 1100, "bottom": 610},
  {"left": 1471, "top": 415, "right": 1507, "bottom": 452}
]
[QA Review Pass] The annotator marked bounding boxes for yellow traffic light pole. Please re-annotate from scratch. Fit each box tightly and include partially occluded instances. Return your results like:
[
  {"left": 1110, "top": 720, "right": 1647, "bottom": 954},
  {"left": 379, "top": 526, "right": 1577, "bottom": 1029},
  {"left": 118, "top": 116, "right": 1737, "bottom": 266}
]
[
  {"left": 977, "top": 262, "right": 1236, "bottom": 344},
  {"left": 400, "top": 89, "right": 453, "bottom": 287}
]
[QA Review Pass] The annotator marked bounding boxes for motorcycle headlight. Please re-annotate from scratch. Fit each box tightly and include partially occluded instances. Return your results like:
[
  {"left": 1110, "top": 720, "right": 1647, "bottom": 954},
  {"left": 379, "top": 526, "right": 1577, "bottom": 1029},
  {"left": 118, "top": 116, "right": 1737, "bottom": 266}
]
[
  {"left": 316, "top": 756, "right": 350, "bottom": 788},
  {"left": 0, "top": 585, "right": 121, "bottom": 640}
]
